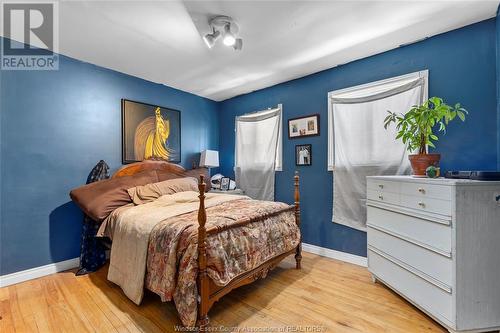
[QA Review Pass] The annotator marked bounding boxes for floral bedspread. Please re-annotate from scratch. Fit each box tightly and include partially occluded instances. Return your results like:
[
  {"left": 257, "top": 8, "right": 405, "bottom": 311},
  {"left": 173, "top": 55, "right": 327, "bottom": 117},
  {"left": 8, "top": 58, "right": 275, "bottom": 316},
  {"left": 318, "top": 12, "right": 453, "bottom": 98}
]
[{"left": 145, "top": 199, "right": 300, "bottom": 327}]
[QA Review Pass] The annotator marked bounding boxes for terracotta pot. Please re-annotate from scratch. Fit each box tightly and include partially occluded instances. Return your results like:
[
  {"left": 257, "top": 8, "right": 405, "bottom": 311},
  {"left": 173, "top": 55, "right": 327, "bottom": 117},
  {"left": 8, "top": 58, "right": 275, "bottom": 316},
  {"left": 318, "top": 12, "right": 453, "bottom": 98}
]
[{"left": 408, "top": 154, "right": 441, "bottom": 177}]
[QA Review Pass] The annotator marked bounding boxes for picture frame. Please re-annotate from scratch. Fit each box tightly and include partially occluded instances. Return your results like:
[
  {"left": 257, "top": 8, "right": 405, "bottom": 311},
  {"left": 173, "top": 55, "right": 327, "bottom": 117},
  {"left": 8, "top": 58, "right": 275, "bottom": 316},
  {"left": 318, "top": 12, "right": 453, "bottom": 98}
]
[
  {"left": 295, "top": 144, "right": 312, "bottom": 166},
  {"left": 122, "top": 99, "right": 181, "bottom": 164},
  {"left": 288, "top": 114, "right": 320, "bottom": 139},
  {"left": 220, "top": 177, "right": 231, "bottom": 191}
]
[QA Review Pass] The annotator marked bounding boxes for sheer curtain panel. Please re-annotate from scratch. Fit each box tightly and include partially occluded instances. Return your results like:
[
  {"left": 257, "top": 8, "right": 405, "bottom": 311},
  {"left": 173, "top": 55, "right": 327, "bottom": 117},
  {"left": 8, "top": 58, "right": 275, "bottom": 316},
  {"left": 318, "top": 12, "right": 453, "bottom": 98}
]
[
  {"left": 327, "top": 71, "right": 428, "bottom": 231},
  {"left": 235, "top": 105, "right": 282, "bottom": 200}
]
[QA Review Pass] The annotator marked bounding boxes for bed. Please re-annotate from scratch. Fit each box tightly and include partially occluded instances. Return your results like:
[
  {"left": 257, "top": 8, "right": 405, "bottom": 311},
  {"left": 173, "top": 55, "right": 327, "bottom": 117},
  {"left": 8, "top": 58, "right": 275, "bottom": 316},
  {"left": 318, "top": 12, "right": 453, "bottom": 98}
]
[{"left": 75, "top": 160, "right": 302, "bottom": 328}]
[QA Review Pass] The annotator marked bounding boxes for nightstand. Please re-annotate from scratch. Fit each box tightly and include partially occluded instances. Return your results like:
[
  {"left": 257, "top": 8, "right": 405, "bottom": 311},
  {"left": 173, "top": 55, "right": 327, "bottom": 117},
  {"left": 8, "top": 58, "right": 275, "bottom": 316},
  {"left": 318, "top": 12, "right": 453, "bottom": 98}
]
[{"left": 210, "top": 188, "right": 245, "bottom": 195}]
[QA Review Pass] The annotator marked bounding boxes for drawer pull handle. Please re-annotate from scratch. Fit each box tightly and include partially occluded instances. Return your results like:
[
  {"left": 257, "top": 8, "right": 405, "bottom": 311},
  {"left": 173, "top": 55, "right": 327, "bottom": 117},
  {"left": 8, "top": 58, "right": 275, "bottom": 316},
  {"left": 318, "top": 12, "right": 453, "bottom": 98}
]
[
  {"left": 378, "top": 184, "right": 384, "bottom": 189},
  {"left": 418, "top": 188, "right": 425, "bottom": 193},
  {"left": 378, "top": 195, "right": 384, "bottom": 200},
  {"left": 418, "top": 202, "right": 426, "bottom": 208}
]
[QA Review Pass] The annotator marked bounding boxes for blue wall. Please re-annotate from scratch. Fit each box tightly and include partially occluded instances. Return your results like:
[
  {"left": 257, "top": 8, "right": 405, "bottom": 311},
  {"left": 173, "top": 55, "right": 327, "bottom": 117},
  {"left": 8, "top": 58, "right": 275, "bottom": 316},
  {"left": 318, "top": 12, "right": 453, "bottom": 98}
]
[
  {"left": 219, "top": 19, "right": 498, "bottom": 257},
  {"left": 0, "top": 40, "right": 220, "bottom": 275},
  {"left": 497, "top": 8, "right": 500, "bottom": 170}
]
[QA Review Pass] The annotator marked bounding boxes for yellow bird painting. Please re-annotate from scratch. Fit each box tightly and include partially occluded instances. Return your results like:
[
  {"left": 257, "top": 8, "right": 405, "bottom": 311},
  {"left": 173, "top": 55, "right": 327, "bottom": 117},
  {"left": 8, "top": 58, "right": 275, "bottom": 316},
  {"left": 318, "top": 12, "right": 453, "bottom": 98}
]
[{"left": 134, "top": 107, "right": 174, "bottom": 161}]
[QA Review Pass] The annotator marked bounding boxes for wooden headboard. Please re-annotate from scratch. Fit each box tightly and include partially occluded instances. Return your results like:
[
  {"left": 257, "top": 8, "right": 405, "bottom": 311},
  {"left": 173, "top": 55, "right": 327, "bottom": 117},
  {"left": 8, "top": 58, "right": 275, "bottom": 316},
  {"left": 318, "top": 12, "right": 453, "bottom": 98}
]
[
  {"left": 112, "top": 160, "right": 210, "bottom": 190},
  {"left": 112, "top": 160, "right": 187, "bottom": 178}
]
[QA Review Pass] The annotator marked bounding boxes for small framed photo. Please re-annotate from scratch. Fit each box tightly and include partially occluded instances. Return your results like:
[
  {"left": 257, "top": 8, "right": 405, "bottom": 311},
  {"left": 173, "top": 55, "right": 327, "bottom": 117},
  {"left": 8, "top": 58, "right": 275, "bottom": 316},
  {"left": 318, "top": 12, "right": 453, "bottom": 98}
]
[
  {"left": 288, "top": 114, "right": 319, "bottom": 139},
  {"left": 296, "top": 144, "right": 312, "bottom": 166},
  {"left": 220, "top": 177, "right": 231, "bottom": 191}
]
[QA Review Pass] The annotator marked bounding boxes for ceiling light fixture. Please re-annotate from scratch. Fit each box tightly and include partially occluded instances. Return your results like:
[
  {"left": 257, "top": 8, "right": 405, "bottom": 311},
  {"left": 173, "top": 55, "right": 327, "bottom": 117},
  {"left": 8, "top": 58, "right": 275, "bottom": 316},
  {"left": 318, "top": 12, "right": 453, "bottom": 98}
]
[{"left": 204, "top": 15, "right": 242, "bottom": 51}]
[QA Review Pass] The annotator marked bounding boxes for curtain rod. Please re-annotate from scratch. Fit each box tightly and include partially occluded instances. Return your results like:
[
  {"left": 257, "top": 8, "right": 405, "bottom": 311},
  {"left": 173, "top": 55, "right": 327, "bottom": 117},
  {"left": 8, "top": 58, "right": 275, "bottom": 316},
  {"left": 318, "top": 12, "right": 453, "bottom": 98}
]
[{"left": 242, "top": 104, "right": 281, "bottom": 117}]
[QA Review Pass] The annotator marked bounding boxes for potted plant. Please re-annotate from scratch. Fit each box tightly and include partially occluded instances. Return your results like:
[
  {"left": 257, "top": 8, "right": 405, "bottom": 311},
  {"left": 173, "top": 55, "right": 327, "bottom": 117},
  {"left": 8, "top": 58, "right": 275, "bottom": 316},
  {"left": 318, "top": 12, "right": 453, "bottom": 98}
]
[{"left": 384, "top": 97, "right": 467, "bottom": 176}]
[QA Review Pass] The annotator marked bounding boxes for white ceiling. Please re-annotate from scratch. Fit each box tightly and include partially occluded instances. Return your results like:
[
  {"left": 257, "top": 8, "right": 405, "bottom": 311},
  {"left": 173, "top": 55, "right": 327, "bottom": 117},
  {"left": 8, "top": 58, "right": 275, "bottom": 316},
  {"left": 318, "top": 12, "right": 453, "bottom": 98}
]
[{"left": 18, "top": 1, "right": 500, "bottom": 100}]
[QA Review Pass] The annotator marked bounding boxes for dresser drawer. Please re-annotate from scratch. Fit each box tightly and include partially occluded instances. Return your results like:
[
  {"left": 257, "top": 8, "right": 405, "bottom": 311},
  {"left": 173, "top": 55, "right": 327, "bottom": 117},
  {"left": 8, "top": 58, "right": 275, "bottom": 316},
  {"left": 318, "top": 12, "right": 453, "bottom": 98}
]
[
  {"left": 367, "top": 206, "right": 451, "bottom": 254},
  {"left": 367, "top": 189, "right": 400, "bottom": 206},
  {"left": 368, "top": 227, "right": 452, "bottom": 285},
  {"left": 401, "top": 182, "right": 452, "bottom": 201},
  {"left": 367, "top": 179, "right": 400, "bottom": 193},
  {"left": 400, "top": 194, "right": 452, "bottom": 216},
  {"left": 368, "top": 249, "right": 453, "bottom": 324}
]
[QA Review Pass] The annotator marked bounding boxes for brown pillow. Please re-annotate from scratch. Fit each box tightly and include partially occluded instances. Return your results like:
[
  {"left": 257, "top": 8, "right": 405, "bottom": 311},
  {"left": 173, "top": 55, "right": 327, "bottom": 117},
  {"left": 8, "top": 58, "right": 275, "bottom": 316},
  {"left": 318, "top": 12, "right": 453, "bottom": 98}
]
[
  {"left": 128, "top": 177, "right": 198, "bottom": 205},
  {"left": 70, "top": 170, "right": 158, "bottom": 221},
  {"left": 184, "top": 168, "right": 209, "bottom": 183},
  {"left": 156, "top": 167, "right": 211, "bottom": 192},
  {"left": 155, "top": 170, "right": 185, "bottom": 182}
]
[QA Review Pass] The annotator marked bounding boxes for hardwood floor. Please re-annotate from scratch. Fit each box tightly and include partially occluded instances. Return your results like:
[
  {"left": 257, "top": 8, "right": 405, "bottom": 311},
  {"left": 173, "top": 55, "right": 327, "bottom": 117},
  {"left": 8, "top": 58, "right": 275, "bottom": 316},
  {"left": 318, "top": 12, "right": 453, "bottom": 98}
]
[{"left": 0, "top": 252, "right": 445, "bottom": 333}]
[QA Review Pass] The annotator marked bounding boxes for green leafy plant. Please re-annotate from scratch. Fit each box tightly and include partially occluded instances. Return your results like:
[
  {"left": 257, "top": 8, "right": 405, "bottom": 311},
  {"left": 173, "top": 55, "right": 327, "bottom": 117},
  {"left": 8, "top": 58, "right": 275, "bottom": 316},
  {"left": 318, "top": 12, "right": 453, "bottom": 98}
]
[{"left": 383, "top": 97, "right": 468, "bottom": 154}]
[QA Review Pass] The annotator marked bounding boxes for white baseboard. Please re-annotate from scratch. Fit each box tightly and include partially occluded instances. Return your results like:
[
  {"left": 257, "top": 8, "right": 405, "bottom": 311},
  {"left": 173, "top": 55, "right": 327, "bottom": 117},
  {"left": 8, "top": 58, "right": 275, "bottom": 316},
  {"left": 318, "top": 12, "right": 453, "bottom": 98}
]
[
  {"left": 0, "top": 257, "right": 79, "bottom": 288},
  {"left": 0, "top": 244, "right": 366, "bottom": 288},
  {"left": 302, "top": 243, "right": 368, "bottom": 267}
]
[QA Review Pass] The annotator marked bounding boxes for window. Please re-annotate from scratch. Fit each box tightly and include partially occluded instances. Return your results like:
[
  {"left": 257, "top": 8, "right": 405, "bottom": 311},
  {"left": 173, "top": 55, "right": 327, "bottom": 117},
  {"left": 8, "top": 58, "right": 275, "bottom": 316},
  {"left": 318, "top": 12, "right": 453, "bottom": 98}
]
[
  {"left": 234, "top": 105, "right": 282, "bottom": 200},
  {"left": 327, "top": 71, "right": 428, "bottom": 230}
]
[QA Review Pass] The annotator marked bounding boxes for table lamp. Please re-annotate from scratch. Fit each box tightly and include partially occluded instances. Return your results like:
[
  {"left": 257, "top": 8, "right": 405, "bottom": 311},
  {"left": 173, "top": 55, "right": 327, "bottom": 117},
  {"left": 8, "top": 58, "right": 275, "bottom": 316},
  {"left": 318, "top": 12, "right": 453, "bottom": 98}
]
[{"left": 199, "top": 150, "right": 219, "bottom": 176}]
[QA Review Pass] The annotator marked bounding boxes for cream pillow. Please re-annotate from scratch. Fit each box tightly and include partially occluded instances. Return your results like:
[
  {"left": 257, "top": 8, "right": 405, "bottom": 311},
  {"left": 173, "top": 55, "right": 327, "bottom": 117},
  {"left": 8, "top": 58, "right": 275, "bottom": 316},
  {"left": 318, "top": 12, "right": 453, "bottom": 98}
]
[{"left": 128, "top": 177, "right": 198, "bottom": 205}]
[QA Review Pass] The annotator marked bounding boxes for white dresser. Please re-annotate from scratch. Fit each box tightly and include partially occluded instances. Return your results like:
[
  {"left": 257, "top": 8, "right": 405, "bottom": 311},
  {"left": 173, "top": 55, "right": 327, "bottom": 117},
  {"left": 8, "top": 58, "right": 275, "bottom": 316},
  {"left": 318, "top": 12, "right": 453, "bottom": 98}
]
[{"left": 366, "top": 176, "right": 500, "bottom": 333}]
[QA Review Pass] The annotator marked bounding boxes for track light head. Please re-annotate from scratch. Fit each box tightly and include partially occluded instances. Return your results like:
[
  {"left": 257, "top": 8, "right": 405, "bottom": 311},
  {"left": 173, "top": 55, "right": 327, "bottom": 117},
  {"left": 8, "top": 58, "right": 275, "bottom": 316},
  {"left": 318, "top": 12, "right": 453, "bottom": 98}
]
[
  {"left": 233, "top": 38, "right": 243, "bottom": 51},
  {"left": 203, "top": 29, "right": 220, "bottom": 48},
  {"left": 222, "top": 24, "right": 236, "bottom": 46}
]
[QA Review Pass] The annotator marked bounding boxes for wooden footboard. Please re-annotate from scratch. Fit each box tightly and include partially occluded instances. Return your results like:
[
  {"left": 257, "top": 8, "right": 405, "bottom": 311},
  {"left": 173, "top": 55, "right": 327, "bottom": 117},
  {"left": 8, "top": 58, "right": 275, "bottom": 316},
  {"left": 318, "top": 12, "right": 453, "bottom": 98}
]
[{"left": 196, "top": 172, "right": 301, "bottom": 329}]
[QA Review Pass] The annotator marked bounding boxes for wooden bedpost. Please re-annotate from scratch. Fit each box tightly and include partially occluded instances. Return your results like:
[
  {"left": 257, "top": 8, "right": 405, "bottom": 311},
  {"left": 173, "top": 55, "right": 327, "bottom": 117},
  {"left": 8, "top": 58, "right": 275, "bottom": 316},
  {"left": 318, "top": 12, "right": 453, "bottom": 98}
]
[
  {"left": 294, "top": 171, "right": 302, "bottom": 270},
  {"left": 197, "top": 175, "right": 210, "bottom": 329}
]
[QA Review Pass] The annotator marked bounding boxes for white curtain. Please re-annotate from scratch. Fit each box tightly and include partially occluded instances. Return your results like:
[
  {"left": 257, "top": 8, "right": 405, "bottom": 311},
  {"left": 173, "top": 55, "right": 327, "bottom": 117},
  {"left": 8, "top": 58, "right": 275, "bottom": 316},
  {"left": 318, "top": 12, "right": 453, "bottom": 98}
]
[
  {"left": 327, "top": 71, "right": 428, "bottom": 231},
  {"left": 235, "top": 105, "right": 282, "bottom": 200}
]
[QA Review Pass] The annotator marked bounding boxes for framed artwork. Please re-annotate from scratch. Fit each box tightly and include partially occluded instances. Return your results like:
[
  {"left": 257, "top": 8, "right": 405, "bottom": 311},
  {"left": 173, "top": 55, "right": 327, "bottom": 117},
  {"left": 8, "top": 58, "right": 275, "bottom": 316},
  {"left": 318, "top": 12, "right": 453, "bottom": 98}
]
[
  {"left": 295, "top": 144, "right": 312, "bottom": 166},
  {"left": 122, "top": 99, "right": 181, "bottom": 164},
  {"left": 288, "top": 114, "right": 320, "bottom": 138},
  {"left": 220, "top": 177, "right": 230, "bottom": 191}
]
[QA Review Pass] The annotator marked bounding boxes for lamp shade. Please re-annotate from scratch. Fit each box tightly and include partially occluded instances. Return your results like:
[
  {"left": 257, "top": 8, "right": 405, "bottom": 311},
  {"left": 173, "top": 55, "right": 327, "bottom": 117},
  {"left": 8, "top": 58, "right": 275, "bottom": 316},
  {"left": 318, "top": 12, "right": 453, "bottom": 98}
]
[{"left": 200, "top": 150, "right": 219, "bottom": 168}]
